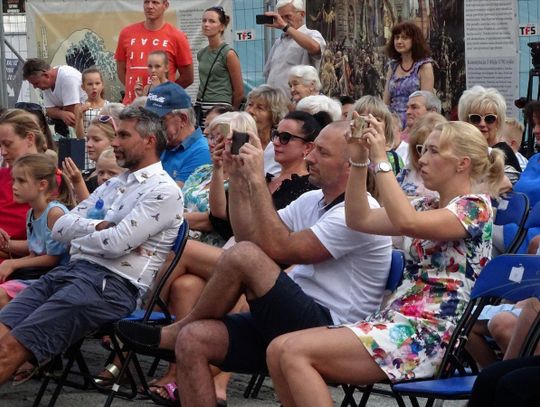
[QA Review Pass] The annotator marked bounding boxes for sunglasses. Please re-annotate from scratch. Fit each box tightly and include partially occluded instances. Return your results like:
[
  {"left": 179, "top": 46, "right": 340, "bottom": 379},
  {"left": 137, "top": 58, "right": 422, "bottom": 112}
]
[
  {"left": 415, "top": 144, "right": 425, "bottom": 155},
  {"left": 468, "top": 114, "right": 498, "bottom": 125},
  {"left": 271, "top": 130, "right": 306, "bottom": 145},
  {"left": 98, "top": 115, "right": 117, "bottom": 131}
]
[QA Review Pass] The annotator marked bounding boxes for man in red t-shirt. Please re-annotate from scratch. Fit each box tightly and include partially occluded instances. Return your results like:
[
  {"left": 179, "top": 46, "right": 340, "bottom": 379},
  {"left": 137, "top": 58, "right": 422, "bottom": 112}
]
[{"left": 115, "top": 0, "right": 194, "bottom": 104}]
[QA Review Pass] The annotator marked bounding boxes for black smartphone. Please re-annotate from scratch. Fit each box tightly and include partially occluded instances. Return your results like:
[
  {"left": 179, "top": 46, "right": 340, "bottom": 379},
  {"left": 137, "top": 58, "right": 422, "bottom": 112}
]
[
  {"left": 256, "top": 14, "right": 274, "bottom": 25},
  {"left": 231, "top": 131, "right": 249, "bottom": 155}
]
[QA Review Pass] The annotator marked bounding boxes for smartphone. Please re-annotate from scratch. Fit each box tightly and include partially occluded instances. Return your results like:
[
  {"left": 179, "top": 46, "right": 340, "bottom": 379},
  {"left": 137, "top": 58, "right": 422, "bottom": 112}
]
[
  {"left": 352, "top": 116, "right": 367, "bottom": 138},
  {"left": 256, "top": 14, "right": 274, "bottom": 24},
  {"left": 231, "top": 131, "right": 249, "bottom": 155}
]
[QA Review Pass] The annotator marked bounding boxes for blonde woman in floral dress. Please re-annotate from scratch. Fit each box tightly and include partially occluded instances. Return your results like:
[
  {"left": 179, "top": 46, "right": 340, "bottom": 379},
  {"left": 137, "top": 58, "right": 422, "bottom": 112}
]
[{"left": 266, "top": 120, "right": 505, "bottom": 407}]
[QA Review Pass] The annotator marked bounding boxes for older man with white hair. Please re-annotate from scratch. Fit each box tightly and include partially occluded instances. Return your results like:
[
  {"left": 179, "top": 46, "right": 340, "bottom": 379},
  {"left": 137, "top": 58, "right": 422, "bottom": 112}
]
[{"left": 263, "top": 0, "right": 326, "bottom": 98}]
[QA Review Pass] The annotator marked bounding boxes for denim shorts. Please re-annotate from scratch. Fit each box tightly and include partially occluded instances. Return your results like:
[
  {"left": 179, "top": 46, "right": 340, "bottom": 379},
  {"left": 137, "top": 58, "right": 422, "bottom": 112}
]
[
  {"left": 0, "top": 260, "right": 137, "bottom": 364},
  {"left": 219, "top": 271, "right": 333, "bottom": 373}
]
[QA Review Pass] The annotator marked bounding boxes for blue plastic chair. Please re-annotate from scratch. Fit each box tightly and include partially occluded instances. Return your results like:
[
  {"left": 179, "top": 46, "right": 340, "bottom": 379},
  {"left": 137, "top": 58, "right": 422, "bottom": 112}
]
[
  {"left": 391, "top": 254, "right": 540, "bottom": 407},
  {"left": 510, "top": 201, "right": 540, "bottom": 254},
  {"left": 493, "top": 191, "right": 529, "bottom": 253}
]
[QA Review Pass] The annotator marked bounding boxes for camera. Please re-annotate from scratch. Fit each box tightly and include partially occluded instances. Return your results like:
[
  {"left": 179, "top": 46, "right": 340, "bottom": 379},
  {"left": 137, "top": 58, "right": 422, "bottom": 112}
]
[{"left": 256, "top": 14, "right": 274, "bottom": 25}]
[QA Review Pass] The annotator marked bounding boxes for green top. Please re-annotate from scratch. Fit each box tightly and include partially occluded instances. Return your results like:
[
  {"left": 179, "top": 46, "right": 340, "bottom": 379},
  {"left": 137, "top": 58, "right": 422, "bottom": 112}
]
[{"left": 197, "top": 43, "right": 235, "bottom": 103}]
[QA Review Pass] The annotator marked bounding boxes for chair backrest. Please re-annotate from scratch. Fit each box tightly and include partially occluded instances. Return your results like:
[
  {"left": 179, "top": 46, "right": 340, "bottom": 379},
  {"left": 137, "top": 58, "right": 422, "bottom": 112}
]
[
  {"left": 511, "top": 202, "right": 540, "bottom": 254},
  {"left": 494, "top": 191, "right": 529, "bottom": 253},
  {"left": 140, "top": 220, "right": 189, "bottom": 322},
  {"left": 471, "top": 254, "right": 540, "bottom": 302},
  {"left": 435, "top": 254, "right": 540, "bottom": 379},
  {"left": 386, "top": 250, "right": 406, "bottom": 292}
]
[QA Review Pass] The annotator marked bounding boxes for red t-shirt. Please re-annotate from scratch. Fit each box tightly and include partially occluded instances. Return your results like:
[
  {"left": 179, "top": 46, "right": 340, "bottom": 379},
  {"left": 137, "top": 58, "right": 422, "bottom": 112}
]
[
  {"left": 115, "top": 22, "right": 192, "bottom": 104},
  {"left": 0, "top": 168, "right": 29, "bottom": 241}
]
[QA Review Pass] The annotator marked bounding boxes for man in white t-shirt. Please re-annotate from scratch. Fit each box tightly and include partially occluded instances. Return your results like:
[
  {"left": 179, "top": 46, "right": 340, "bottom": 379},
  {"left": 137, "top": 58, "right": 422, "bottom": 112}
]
[
  {"left": 117, "top": 120, "right": 392, "bottom": 406},
  {"left": 23, "top": 58, "right": 85, "bottom": 135}
]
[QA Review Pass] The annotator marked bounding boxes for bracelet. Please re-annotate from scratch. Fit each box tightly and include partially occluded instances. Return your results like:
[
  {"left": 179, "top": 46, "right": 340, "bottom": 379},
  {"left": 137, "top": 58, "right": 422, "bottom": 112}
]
[
  {"left": 349, "top": 157, "right": 370, "bottom": 168},
  {"left": 282, "top": 23, "right": 290, "bottom": 32}
]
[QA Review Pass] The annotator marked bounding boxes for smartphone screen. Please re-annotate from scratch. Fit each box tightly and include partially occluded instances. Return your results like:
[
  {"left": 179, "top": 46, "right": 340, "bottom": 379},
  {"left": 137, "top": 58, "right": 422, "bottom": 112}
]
[
  {"left": 231, "top": 131, "right": 249, "bottom": 155},
  {"left": 256, "top": 14, "right": 274, "bottom": 25}
]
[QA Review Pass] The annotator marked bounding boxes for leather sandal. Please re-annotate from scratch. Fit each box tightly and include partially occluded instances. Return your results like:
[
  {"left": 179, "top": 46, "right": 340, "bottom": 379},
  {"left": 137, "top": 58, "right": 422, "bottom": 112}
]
[{"left": 94, "top": 363, "right": 121, "bottom": 386}]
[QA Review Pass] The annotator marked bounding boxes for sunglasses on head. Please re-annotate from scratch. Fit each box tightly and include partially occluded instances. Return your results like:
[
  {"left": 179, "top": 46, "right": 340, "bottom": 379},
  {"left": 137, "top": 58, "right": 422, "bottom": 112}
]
[
  {"left": 468, "top": 114, "right": 498, "bottom": 125},
  {"left": 98, "top": 115, "right": 117, "bottom": 131},
  {"left": 271, "top": 130, "right": 306, "bottom": 145}
]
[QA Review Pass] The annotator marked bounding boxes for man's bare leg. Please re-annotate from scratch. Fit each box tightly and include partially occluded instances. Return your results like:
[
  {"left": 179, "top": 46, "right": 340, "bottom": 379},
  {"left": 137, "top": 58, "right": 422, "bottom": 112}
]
[{"left": 158, "top": 241, "right": 281, "bottom": 349}]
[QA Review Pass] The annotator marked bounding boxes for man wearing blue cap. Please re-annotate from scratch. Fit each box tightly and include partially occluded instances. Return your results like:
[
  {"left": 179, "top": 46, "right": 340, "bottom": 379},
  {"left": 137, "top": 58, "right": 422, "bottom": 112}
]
[{"left": 145, "top": 82, "right": 211, "bottom": 187}]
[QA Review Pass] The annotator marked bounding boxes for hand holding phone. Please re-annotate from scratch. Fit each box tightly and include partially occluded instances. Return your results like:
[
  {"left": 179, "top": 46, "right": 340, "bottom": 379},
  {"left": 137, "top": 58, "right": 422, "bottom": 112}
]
[
  {"left": 256, "top": 14, "right": 275, "bottom": 25},
  {"left": 230, "top": 131, "right": 249, "bottom": 155}
]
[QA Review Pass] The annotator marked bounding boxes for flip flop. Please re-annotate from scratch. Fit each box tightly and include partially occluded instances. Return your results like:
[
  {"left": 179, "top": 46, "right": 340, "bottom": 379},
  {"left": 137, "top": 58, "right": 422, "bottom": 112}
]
[
  {"left": 145, "top": 382, "right": 178, "bottom": 407},
  {"left": 12, "top": 363, "right": 40, "bottom": 387}
]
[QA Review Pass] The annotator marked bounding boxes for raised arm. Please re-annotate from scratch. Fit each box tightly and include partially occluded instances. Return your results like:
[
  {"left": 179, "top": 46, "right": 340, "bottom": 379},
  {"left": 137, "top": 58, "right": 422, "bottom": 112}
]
[
  {"left": 348, "top": 114, "right": 471, "bottom": 242},
  {"left": 228, "top": 134, "right": 331, "bottom": 265},
  {"left": 265, "top": 12, "right": 322, "bottom": 55}
]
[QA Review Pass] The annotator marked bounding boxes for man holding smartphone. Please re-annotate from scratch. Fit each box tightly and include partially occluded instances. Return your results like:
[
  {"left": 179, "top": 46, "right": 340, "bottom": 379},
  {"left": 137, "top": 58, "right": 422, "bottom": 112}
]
[{"left": 262, "top": 0, "right": 326, "bottom": 99}]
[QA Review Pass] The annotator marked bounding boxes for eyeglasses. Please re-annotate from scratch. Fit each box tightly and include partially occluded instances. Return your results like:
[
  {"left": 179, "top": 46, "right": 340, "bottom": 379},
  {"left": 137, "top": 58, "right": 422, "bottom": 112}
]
[
  {"left": 271, "top": 130, "right": 306, "bottom": 145},
  {"left": 98, "top": 115, "right": 117, "bottom": 131},
  {"left": 468, "top": 114, "right": 498, "bottom": 125}
]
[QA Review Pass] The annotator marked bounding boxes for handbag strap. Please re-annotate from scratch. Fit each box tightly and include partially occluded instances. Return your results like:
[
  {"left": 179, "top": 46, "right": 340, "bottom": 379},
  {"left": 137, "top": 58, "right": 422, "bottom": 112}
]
[{"left": 199, "top": 44, "right": 228, "bottom": 101}]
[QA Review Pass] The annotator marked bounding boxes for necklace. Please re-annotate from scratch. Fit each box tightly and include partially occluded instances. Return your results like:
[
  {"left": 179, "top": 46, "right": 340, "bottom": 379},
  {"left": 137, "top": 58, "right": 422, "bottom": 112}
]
[{"left": 399, "top": 61, "right": 413, "bottom": 73}]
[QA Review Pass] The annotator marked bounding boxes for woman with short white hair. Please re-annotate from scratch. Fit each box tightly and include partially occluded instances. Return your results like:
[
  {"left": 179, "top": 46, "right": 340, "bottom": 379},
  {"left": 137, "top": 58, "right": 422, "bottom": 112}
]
[
  {"left": 288, "top": 65, "right": 321, "bottom": 105},
  {"left": 458, "top": 85, "right": 521, "bottom": 183},
  {"left": 296, "top": 94, "right": 342, "bottom": 122}
]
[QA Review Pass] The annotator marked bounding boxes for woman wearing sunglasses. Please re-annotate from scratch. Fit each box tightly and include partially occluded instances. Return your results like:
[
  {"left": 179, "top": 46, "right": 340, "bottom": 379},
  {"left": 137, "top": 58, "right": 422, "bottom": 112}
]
[
  {"left": 62, "top": 115, "right": 117, "bottom": 201},
  {"left": 458, "top": 85, "right": 522, "bottom": 184}
]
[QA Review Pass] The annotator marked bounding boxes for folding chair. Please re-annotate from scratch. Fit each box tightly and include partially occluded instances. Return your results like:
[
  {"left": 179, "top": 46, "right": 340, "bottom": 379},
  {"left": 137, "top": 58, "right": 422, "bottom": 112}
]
[
  {"left": 32, "top": 221, "right": 189, "bottom": 407},
  {"left": 339, "top": 250, "right": 406, "bottom": 407},
  {"left": 391, "top": 254, "right": 540, "bottom": 407},
  {"left": 102, "top": 220, "right": 189, "bottom": 407},
  {"left": 493, "top": 191, "right": 529, "bottom": 253}
]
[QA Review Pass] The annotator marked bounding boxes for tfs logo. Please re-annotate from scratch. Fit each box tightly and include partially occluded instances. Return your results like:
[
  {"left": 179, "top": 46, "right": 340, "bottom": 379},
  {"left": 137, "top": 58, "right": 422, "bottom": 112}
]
[
  {"left": 235, "top": 30, "right": 255, "bottom": 41},
  {"left": 519, "top": 24, "right": 537, "bottom": 36}
]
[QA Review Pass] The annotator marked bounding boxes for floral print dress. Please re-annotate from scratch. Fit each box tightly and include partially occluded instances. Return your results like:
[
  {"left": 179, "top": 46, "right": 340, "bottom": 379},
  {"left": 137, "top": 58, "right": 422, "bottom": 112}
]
[
  {"left": 182, "top": 164, "right": 228, "bottom": 247},
  {"left": 348, "top": 194, "right": 493, "bottom": 382}
]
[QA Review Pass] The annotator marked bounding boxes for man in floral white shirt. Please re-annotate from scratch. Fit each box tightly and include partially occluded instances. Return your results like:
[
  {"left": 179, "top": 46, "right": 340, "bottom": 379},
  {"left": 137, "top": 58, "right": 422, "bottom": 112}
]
[{"left": 0, "top": 106, "right": 183, "bottom": 385}]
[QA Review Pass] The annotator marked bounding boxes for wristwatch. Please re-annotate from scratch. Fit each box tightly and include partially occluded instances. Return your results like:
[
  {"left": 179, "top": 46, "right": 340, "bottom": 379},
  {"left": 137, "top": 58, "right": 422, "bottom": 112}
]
[
  {"left": 282, "top": 23, "right": 290, "bottom": 32},
  {"left": 374, "top": 161, "right": 392, "bottom": 174}
]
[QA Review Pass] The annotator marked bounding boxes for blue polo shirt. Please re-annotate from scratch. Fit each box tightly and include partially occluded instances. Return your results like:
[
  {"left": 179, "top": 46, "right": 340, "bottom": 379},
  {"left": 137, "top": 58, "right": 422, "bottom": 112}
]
[{"left": 161, "top": 127, "right": 212, "bottom": 183}]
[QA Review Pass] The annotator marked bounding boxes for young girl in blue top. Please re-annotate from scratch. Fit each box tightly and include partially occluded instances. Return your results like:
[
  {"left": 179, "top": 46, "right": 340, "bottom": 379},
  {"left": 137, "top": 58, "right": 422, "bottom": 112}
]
[{"left": 0, "top": 154, "right": 74, "bottom": 309}]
